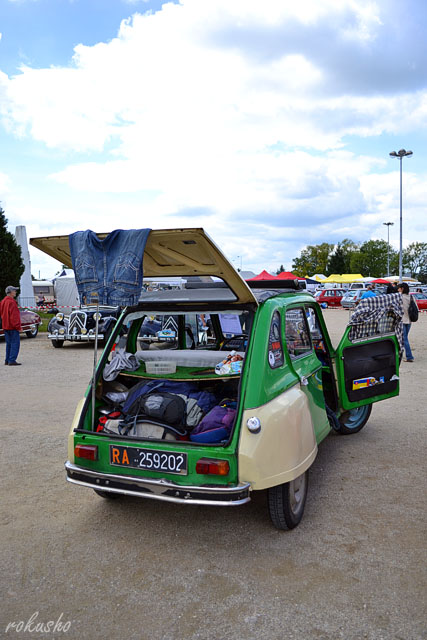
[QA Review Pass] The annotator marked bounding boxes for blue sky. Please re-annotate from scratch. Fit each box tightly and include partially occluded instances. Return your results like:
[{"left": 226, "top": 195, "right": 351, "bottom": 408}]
[{"left": 1, "top": 0, "right": 426, "bottom": 278}]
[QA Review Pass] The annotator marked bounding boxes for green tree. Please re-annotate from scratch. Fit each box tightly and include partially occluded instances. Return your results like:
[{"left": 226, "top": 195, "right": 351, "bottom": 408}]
[
  {"left": 292, "top": 243, "right": 334, "bottom": 277},
  {"left": 339, "top": 239, "right": 360, "bottom": 272},
  {"left": 349, "top": 240, "right": 390, "bottom": 277},
  {"left": 276, "top": 264, "right": 285, "bottom": 275},
  {"left": 0, "top": 205, "right": 24, "bottom": 296},
  {"left": 403, "top": 242, "right": 427, "bottom": 279},
  {"left": 327, "top": 245, "right": 347, "bottom": 275}
]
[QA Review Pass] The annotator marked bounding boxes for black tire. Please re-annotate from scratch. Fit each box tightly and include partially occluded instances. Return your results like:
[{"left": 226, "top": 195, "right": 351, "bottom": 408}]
[
  {"left": 268, "top": 470, "right": 309, "bottom": 530},
  {"left": 338, "top": 404, "right": 372, "bottom": 435},
  {"left": 51, "top": 339, "right": 64, "bottom": 348},
  {"left": 25, "top": 326, "right": 39, "bottom": 338},
  {"left": 93, "top": 489, "right": 121, "bottom": 500}
]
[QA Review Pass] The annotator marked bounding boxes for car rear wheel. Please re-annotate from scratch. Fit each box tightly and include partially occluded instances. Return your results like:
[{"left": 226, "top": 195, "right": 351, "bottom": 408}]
[
  {"left": 267, "top": 471, "right": 309, "bottom": 530},
  {"left": 51, "top": 339, "right": 64, "bottom": 348},
  {"left": 25, "top": 326, "right": 39, "bottom": 338},
  {"left": 338, "top": 404, "right": 372, "bottom": 434}
]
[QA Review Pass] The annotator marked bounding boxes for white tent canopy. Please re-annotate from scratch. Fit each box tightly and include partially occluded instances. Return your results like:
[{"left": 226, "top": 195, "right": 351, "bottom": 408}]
[{"left": 54, "top": 273, "right": 80, "bottom": 310}]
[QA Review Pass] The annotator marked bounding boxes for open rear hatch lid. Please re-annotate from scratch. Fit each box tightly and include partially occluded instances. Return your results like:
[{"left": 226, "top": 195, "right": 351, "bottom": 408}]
[{"left": 30, "top": 227, "right": 257, "bottom": 306}]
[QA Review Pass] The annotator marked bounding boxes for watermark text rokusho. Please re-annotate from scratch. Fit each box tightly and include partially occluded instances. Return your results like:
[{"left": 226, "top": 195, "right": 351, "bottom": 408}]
[{"left": 5, "top": 611, "right": 72, "bottom": 634}]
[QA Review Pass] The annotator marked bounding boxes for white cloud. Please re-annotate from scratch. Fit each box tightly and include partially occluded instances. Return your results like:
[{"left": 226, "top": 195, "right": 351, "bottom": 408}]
[
  {"left": 1, "top": 0, "right": 426, "bottom": 276},
  {"left": 2, "top": 0, "right": 418, "bottom": 154}
]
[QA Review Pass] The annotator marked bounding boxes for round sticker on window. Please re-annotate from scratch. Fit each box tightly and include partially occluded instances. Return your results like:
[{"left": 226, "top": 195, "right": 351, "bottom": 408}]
[{"left": 268, "top": 351, "right": 275, "bottom": 366}]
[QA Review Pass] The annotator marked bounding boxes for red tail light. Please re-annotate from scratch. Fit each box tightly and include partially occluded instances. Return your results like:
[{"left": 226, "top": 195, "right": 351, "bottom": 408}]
[
  {"left": 196, "top": 458, "right": 230, "bottom": 476},
  {"left": 75, "top": 444, "right": 98, "bottom": 460}
]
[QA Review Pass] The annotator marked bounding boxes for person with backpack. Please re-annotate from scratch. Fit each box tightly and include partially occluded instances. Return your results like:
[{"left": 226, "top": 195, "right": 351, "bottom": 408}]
[{"left": 397, "top": 282, "right": 416, "bottom": 362}]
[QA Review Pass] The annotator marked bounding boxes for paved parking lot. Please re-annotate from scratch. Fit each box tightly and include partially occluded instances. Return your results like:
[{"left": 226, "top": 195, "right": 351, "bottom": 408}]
[{"left": 1, "top": 311, "right": 426, "bottom": 640}]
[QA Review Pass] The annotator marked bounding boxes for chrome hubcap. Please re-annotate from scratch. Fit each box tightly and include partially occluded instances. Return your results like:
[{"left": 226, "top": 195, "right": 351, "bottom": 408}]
[{"left": 344, "top": 406, "right": 369, "bottom": 429}]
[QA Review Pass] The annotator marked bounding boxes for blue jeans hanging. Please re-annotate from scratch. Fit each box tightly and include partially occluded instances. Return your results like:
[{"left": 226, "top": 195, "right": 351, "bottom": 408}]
[{"left": 69, "top": 229, "right": 151, "bottom": 307}]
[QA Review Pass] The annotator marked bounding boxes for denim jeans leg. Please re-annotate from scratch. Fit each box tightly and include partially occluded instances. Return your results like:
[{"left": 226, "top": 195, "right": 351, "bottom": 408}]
[
  {"left": 4, "top": 330, "right": 12, "bottom": 363},
  {"left": 8, "top": 330, "right": 20, "bottom": 363},
  {"left": 402, "top": 324, "right": 414, "bottom": 360}
]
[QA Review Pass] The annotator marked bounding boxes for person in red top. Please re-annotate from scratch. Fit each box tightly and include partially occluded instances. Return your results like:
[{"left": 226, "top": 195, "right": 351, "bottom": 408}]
[{"left": 0, "top": 285, "right": 22, "bottom": 366}]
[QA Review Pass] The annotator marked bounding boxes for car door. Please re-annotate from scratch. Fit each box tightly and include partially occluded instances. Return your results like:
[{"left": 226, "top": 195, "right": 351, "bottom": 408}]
[
  {"left": 334, "top": 322, "right": 400, "bottom": 412},
  {"left": 284, "top": 306, "right": 330, "bottom": 443}
]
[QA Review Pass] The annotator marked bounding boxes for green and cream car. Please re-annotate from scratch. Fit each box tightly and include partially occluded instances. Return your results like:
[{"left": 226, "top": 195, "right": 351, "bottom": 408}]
[{"left": 31, "top": 229, "right": 401, "bottom": 530}]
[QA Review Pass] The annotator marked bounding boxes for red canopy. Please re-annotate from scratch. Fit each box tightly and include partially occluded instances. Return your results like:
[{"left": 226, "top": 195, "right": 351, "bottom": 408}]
[
  {"left": 276, "top": 271, "right": 304, "bottom": 280},
  {"left": 247, "top": 270, "right": 277, "bottom": 281},
  {"left": 371, "top": 278, "right": 390, "bottom": 284}
]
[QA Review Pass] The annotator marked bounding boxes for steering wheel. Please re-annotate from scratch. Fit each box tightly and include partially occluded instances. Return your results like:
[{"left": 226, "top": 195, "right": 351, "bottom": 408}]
[{"left": 220, "top": 335, "right": 247, "bottom": 351}]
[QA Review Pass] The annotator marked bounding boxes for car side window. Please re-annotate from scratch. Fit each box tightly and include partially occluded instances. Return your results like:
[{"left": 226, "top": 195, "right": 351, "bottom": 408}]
[
  {"left": 285, "top": 308, "right": 312, "bottom": 360},
  {"left": 268, "top": 310, "right": 284, "bottom": 369}
]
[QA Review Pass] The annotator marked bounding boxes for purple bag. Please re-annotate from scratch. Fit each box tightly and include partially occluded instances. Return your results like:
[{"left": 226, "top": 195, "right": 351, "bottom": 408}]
[{"left": 190, "top": 406, "right": 236, "bottom": 443}]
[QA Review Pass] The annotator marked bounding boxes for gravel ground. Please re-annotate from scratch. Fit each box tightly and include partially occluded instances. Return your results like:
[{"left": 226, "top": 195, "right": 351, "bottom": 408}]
[{"left": 1, "top": 310, "right": 426, "bottom": 640}]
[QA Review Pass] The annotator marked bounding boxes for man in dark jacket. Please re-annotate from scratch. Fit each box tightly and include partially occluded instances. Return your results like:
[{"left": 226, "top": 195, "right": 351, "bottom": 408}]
[{"left": 0, "top": 285, "right": 22, "bottom": 365}]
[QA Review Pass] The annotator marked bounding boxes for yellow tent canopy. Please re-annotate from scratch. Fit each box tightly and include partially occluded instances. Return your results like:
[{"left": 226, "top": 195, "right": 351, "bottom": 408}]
[
  {"left": 307, "top": 274, "right": 327, "bottom": 281},
  {"left": 321, "top": 274, "right": 364, "bottom": 283}
]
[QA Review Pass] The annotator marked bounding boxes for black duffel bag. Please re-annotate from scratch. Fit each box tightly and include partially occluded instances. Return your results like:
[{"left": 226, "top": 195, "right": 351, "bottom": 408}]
[{"left": 127, "top": 391, "right": 186, "bottom": 425}]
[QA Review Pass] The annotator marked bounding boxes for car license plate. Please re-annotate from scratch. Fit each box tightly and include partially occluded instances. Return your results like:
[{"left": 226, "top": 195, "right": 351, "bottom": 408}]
[{"left": 110, "top": 445, "right": 187, "bottom": 475}]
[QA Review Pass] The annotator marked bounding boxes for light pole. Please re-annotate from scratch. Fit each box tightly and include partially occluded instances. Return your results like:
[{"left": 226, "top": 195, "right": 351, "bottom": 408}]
[
  {"left": 389, "top": 149, "right": 413, "bottom": 282},
  {"left": 383, "top": 221, "right": 394, "bottom": 276}
]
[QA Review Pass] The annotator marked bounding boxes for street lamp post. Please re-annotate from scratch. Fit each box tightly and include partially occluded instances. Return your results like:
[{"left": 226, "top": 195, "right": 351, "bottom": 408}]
[
  {"left": 389, "top": 149, "right": 413, "bottom": 282},
  {"left": 383, "top": 221, "right": 394, "bottom": 276}
]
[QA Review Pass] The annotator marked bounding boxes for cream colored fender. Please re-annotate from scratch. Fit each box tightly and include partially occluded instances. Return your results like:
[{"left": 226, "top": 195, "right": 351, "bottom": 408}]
[
  {"left": 67, "top": 398, "right": 86, "bottom": 464},
  {"left": 238, "top": 385, "right": 317, "bottom": 490}
]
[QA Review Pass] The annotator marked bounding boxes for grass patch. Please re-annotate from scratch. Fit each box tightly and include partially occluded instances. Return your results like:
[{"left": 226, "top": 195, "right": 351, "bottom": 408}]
[{"left": 36, "top": 311, "right": 54, "bottom": 333}]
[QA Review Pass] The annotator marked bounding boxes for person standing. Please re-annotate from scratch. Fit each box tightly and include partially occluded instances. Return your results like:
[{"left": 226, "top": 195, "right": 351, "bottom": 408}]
[
  {"left": 0, "top": 285, "right": 22, "bottom": 366},
  {"left": 397, "top": 282, "right": 414, "bottom": 362},
  {"left": 386, "top": 283, "right": 397, "bottom": 294},
  {"left": 361, "top": 284, "right": 377, "bottom": 299}
]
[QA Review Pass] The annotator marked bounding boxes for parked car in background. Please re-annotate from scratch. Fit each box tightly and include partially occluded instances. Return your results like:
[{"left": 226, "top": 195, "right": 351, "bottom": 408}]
[
  {"left": 0, "top": 308, "right": 41, "bottom": 339},
  {"left": 47, "top": 305, "right": 121, "bottom": 348},
  {"left": 341, "top": 289, "right": 366, "bottom": 309},
  {"left": 410, "top": 292, "right": 427, "bottom": 310},
  {"left": 315, "top": 289, "right": 345, "bottom": 307}
]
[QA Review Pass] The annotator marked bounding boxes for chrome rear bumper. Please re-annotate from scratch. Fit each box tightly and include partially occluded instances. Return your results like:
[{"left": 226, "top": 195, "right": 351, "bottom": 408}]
[{"left": 65, "top": 461, "right": 251, "bottom": 506}]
